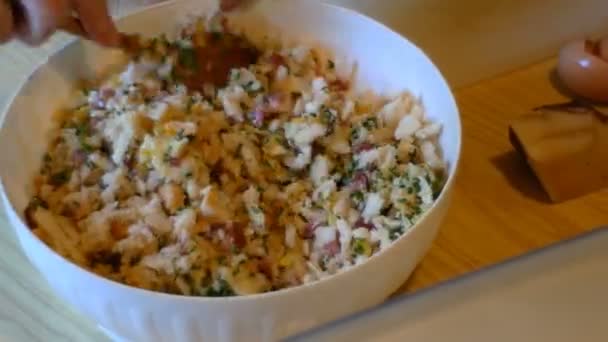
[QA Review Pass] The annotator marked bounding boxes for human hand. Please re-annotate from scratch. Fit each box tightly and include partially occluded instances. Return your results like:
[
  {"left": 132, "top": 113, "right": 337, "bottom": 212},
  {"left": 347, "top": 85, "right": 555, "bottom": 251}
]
[
  {"left": 0, "top": 0, "right": 120, "bottom": 47},
  {"left": 220, "top": 0, "right": 255, "bottom": 12}
]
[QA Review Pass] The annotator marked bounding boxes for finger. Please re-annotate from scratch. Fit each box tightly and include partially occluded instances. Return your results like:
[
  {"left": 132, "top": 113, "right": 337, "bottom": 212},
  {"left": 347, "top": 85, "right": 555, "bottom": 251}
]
[
  {"left": 71, "top": 0, "right": 120, "bottom": 47},
  {"left": 220, "top": 0, "right": 240, "bottom": 11},
  {"left": 14, "top": 0, "right": 71, "bottom": 45},
  {"left": 0, "top": 0, "right": 15, "bottom": 43},
  {"left": 59, "top": 16, "right": 86, "bottom": 38},
  {"left": 220, "top": 0, "right": 253, "bottom": 12}
]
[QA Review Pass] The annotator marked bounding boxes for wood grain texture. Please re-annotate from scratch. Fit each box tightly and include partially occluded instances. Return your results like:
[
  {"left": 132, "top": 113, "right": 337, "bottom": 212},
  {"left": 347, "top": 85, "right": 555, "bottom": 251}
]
[
  {"left": 0, "top": 1, "right": 606, "bottom": 341},
  {"left": 398, "top": 60, "right": 608, "bottom": 294}
]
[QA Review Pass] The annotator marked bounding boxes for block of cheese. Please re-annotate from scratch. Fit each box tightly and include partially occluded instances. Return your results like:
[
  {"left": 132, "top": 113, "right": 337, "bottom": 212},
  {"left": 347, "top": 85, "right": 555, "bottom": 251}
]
[{"left": 509, "top": 101, "right": 608, "bottom": 202}]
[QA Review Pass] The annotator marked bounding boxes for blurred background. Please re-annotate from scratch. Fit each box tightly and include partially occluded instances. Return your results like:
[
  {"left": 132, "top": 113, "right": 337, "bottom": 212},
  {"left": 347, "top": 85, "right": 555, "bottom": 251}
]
[
  {"left": 327, "top": 0, "right": 608, "bottom": 87},
  {"left": 118, "top": 0, "right": 608, "bottom": 87}
]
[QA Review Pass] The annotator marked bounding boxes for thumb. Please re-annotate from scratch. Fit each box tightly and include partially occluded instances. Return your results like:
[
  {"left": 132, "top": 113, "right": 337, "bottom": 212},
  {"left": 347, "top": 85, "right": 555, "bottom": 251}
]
[
  {"left": 71, "top": 0, "right": 121, "bottom": 47},
  {"left": 0, "top": 0, "right": 14, "bottom": 43},
  {"left": 220, "top": 0, "right": 255, "bottom": 12}
]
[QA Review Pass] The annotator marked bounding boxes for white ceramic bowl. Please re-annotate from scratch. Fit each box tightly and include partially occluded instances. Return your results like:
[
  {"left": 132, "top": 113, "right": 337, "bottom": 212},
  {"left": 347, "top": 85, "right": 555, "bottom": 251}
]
[{"left": 0, "top": 1, "right": 461, "bottom": 341}]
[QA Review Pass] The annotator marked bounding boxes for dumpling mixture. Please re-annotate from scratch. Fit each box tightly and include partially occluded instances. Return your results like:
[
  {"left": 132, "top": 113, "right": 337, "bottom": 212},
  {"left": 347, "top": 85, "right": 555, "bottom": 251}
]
[{"left": 25, "top": 16, "right": 446, "bottom": 296}]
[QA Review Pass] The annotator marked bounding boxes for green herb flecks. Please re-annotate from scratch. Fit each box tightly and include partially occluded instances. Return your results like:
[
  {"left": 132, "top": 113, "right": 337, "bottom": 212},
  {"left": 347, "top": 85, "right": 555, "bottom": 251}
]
[
  {"left": 206, "top": 279, "right": 235, "bottom": 297},
  {"left": 350, "top": 126, "right": 361, "bottom": 143},
  {"left": 352, "top": 239, "right": 367, "bottom": 255},
  {"left": 350, "top": 191, "right": 364, "bottom": 206},
  {"left": 362, "top": 117, "right": 378, "bottom": 131},
  {"left": 389, "top": 226, "right": 403, "bottom": 241},
  {"left": 412, "top": 177, "right": 421, "bottom": 193},
  {"left": 320, "top": 107, "right": 336, "bottom": 126},
  {"left": 50, "top": 169, "right": 72, "bottom": 186},
  {"left": 431, "top": 173, "right": 445, "bottom": 199},
  {"left": 29, "top": 196, "right": 49, "bottom": 210},
  {"left": 178, "top": 46, "right": 198, "bottom": 70}
]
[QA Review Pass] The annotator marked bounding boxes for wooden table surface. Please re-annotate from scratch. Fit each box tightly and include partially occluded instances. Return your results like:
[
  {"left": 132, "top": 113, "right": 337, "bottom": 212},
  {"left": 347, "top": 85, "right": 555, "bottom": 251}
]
[{"left": 0, "top": 1, "right": 607, "bottom": 341}]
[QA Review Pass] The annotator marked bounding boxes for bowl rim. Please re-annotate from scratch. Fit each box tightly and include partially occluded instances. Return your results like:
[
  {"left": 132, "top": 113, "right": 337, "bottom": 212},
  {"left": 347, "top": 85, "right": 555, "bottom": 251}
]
[{"left": 0, "top": 0, "right": 462, "bottom": 303}]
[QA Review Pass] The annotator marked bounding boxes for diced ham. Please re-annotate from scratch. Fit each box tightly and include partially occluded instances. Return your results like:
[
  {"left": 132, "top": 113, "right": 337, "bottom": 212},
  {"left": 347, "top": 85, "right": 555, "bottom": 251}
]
[
  {"left": 269, "top": 53, "right": 286, "bottom": 67},
  {"left": 353, "top": 142, "right": 375, "bottom": 154},
  {"left": 229, "top": 222, "right": 247, "bottom": 249},
  {"left": 354, "top": 217, "right": 375, "bottom": 230},
  {"left": 72, "top": 150, "right": 88, "bottom": 166},
  {"left": 323, "top": 239, "right": 340, "bottom": 257},
  {"left": 300, "top": 223, "right": 316, "bottom": 240},
  {"left": 349, "top": 172, "right": 369, "bottom": 192}
]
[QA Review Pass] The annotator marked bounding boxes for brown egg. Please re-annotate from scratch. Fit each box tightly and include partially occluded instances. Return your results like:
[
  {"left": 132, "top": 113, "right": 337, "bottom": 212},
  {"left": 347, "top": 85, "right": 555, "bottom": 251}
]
[{"left": 557, "top": 38, "right": 608, "bottom": 102}]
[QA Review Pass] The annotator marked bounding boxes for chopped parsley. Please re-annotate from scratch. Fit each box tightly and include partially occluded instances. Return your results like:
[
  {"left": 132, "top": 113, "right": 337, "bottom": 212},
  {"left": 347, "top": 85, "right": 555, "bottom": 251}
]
[
  {"left": 320, "top": 107, "right": 336, "bottom": 126},
  {"left": 29, "top": 196, "right": 49, "bottom": 210},
  {"left": 50, "top": 170, "right": 71, "bottom": 186},
  {"left": 176, "top": 129, "right": 186, "bottom": 140},
  {"left": 389, "top": 166, "right": 400, "bottom": 178},
  {"left": 163, "top": 145, "right": 174, "bottom": 162},
  {"left": 389, "top": 227, "right": 402, "bottom": 241},
  {"left": 412, "top": 178, "right": 421, "bottom": 193},
  {"left": 350, "top": 127, "right": 361, "bottom": 142},
  {"left": 362, "top": 117, "right": 378, "bottom": 130},
  {"left": 230, "top": 70, "right": 242, "bottom": 82},
  {"left": 319, "top": 256, "right": 328, "bottom": 271},
  {"left": 73, "top": 122, "right": 90, "bottom": 136},
  {"left": 408, "top": 148, "right": 418, "bottom": 161},
  {"left": 244, "top": 81, "right": 261, "bottom": 92},
  {"left": 352, "top": 238, "right": 368, "bottom": 256},
  {"left": 217, "top": 255, "right": 227, "bottom": 266},
  {"left": 81, "top": 141, "right": 94, "bottom": 153},
  {"left": 350, "top": 191, "right": 364, "bottom": 205},
  {"left": 178, "top": 46, "right": 198, "bottom": 70},
  {"left": 206, "top": 279, "right": 235, "bottom": 297},
  {"left": 343, "top": 160, "right": 357, "bottom": 180}
]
